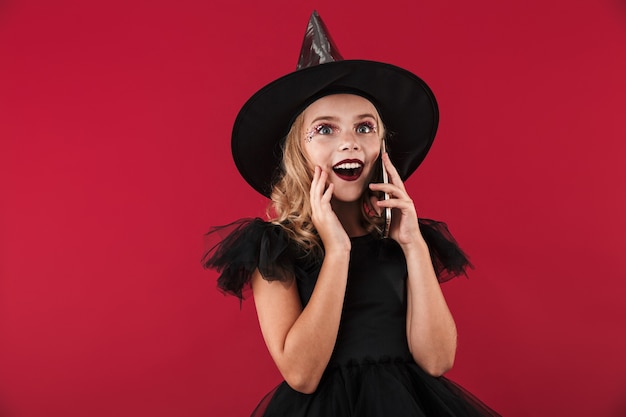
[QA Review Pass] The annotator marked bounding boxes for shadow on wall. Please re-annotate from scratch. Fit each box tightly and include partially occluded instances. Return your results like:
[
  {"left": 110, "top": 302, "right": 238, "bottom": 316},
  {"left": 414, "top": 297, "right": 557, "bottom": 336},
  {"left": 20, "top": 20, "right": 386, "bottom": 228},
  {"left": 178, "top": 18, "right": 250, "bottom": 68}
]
[
  {"left": 619, "top": 0, "right": 626, "bottom": 17},
  {"left": 620, "top": 392, "right": 626, "bottom": 417}
]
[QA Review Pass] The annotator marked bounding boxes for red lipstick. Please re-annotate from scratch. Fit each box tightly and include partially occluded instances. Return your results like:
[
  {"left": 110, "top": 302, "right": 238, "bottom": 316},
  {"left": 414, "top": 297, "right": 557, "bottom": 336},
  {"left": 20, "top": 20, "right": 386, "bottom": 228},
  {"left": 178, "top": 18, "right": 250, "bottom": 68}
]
[{"left": 332, "top": 159, "right": 364, "bottom": 181}]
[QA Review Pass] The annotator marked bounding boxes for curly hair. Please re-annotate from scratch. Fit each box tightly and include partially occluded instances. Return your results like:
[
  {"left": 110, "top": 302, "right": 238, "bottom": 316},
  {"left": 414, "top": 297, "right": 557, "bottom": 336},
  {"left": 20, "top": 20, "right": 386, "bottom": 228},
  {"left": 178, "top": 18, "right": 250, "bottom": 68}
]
[{"left": 267, "top": 111, "right": 387, "bottom": 256}]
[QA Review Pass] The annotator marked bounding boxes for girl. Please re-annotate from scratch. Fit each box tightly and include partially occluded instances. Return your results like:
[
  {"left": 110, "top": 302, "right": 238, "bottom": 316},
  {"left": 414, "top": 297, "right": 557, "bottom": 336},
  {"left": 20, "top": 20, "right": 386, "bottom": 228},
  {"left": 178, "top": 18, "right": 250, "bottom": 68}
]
[{"left": 204, "top": 11, "right": 500, "bottom": 417}]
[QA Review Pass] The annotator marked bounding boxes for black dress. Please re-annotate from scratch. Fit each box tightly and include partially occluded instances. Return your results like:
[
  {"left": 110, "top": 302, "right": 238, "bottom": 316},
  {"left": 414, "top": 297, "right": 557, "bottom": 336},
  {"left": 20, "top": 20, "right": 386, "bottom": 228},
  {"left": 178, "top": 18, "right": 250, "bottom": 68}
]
[{"left": 204, "top": 218, "right": 500, "bottom": 417}]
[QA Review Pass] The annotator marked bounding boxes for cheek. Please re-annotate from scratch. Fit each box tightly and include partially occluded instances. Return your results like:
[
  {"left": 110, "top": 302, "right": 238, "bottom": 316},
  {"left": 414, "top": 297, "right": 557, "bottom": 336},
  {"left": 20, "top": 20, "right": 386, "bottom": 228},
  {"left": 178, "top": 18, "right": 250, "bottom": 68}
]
[
  {"left": 303, "top": 145, "right": 330, "bottom": 166},
  {"left": 365, "top": 142, "right": 382, "bottom": 173},
  {"left": 366, "top": 140, "right": 382, "bottom": 159}
]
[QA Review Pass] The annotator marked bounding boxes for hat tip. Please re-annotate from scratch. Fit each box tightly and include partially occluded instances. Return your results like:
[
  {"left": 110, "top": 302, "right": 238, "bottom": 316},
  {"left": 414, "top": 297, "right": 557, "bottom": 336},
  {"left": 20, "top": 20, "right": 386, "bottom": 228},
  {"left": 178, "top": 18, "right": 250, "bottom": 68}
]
[{"left": 296, "top": 10, "right": 343, "bottom": 70}]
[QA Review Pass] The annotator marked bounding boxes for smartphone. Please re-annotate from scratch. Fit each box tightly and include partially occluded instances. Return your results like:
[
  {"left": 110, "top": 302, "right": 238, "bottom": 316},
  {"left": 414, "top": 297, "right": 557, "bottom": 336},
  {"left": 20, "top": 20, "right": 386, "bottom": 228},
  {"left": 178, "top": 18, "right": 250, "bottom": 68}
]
[{"left": 381, "top": 140, "right": 391, "bottom": 238}]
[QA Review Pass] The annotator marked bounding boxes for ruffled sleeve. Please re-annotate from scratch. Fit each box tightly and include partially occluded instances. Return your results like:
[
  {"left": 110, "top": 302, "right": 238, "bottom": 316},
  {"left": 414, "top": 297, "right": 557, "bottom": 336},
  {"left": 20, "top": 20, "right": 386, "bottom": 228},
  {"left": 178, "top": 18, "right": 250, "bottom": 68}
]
[
  {"left": 203, "top": 217, "right": 472, "bottom": 299},
  {"left": 418, "top": 218, "right": 473, "bottom": 283},
  {"left": 202, "top": 218, "right": 299, "bottom": 299}
]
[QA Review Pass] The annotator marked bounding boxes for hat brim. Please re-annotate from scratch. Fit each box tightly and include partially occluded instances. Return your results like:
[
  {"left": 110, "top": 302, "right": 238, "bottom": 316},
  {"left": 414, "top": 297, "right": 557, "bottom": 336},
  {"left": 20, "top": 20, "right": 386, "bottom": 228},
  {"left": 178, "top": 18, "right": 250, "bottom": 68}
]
[{"left": 232, "top": 60, "right": 439, "bottom": 197}]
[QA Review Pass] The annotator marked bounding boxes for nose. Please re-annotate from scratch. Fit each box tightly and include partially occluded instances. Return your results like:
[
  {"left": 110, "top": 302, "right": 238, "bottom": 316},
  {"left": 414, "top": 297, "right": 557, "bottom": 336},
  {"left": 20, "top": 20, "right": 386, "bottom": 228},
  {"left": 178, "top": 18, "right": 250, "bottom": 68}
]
[{"left": 339, "top": 130, "right": 360, "bottom": 151}]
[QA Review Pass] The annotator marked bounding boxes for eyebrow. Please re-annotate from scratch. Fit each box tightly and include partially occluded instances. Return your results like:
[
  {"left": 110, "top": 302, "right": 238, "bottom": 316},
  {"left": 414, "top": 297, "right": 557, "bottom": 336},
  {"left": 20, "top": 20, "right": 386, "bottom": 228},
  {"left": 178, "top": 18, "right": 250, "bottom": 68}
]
[
  {"left": 309, "top": 116, "right": 339, "bottom": 125},
  {"left": 308, "top": 113, "right": 378, "bottom": 125}
]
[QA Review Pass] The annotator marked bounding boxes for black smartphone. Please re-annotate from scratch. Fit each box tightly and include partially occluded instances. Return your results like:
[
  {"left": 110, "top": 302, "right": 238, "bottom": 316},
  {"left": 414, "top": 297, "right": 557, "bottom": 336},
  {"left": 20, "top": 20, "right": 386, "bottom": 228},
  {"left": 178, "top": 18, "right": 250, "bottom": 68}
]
[{"left": 381, "top": 140, "right": 391, "bottom": 238}]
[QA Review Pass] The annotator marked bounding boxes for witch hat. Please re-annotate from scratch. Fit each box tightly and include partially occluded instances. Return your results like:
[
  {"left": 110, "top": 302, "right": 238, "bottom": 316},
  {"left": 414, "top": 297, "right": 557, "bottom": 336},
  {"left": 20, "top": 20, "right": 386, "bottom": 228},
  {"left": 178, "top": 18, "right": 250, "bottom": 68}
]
[{"left": 231, "top": 11, "right": 438, "bottom": 197}]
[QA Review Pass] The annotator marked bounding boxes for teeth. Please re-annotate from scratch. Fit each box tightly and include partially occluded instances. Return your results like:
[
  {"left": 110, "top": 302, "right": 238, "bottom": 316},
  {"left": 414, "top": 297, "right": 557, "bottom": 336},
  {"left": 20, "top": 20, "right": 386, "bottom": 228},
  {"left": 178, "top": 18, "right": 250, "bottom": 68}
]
[{"left": 334, "top": 162, "right": 362, "bottom": 170}]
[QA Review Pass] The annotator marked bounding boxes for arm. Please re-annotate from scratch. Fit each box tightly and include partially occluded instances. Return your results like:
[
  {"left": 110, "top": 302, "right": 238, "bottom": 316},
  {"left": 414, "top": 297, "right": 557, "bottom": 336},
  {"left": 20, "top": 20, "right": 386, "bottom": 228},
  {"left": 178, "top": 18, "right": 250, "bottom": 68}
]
[
  {"left": 370, "top": 153, "right": 457, "bottom": 376},
  {"left": 403, "top": 239, "right": 457, "bottom": 376},
  {"left": 252, "top": 167, "right": 351, "bottom": 394},
  {"left": 251, "top": 249, "right": 349, "bottom": 393}
]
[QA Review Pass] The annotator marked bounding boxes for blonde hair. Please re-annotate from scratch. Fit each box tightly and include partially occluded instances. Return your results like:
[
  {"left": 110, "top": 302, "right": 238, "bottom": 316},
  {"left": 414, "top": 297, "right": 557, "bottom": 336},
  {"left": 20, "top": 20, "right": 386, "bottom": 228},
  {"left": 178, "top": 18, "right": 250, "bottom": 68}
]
[{"left": 268, "top": 110, "right": 386, "bottom": 256}]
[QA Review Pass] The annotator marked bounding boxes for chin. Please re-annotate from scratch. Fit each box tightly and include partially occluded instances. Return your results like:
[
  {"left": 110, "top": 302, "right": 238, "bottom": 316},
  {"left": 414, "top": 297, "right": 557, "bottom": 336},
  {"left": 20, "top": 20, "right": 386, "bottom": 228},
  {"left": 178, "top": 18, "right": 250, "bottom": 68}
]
[{"left": 331, "top": 187, "right": 366, "bottom": 203}]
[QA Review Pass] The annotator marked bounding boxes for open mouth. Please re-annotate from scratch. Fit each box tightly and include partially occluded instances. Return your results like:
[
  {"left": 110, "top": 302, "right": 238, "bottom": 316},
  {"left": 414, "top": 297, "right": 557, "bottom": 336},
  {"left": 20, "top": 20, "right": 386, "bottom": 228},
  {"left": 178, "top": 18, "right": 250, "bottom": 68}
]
[{"left": 332, "top": 160, "right": 364, "bottom": 181}]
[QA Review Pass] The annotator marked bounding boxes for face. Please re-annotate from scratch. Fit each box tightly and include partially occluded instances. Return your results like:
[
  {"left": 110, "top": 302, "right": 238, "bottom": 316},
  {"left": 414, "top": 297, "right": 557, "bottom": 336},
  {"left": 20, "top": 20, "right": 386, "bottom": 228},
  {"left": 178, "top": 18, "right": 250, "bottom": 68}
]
[{"left": 301, "top": 94, "right": 383, "bottom": 202}]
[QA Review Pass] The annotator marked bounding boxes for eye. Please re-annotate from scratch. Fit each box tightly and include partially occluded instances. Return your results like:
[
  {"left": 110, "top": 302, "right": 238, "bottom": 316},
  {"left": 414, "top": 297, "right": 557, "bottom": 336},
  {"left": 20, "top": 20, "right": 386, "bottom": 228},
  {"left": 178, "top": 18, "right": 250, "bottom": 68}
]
[
  {"left": 356, "top": 121, "right": 376, "bottom": 134},
  {"left": 305, "top": 123, "right": 339, "bottom": 143},
  {"left": 316, "top": 124, "right": 334, "bottom": 135}
]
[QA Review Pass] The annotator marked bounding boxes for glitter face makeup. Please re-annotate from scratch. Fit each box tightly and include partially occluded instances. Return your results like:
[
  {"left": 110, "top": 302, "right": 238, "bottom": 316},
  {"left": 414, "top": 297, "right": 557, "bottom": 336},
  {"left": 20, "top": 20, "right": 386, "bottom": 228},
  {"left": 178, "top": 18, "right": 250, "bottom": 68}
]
[{"left": 304, "top": 121, "right": 377, "bottom": 143}]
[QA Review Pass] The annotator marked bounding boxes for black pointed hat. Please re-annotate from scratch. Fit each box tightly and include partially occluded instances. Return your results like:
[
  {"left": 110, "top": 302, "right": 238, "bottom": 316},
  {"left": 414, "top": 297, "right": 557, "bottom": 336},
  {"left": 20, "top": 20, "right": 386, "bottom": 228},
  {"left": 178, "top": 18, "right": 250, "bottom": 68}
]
[{"left": 232, "top": 11, "right": 439, "bottom": 197}]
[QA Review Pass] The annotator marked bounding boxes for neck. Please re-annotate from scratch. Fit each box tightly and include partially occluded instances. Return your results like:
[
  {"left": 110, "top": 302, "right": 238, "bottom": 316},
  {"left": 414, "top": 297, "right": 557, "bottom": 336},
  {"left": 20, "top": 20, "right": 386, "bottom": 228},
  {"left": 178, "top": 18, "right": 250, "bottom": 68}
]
[{"left": 331, "top": 199, "right": 367, "bottom": 237}]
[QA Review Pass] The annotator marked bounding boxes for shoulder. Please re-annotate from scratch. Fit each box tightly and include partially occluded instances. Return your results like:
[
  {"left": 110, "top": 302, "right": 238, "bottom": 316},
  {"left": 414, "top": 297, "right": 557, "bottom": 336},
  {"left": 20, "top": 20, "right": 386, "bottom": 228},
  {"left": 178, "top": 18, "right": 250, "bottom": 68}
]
[{"left": 202, "top": 218, "right": 303, "bottom": 299}]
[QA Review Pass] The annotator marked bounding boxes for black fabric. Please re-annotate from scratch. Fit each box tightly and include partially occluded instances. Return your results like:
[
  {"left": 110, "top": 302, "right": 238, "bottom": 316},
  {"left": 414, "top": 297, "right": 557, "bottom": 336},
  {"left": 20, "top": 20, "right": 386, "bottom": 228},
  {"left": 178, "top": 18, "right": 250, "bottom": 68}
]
[
  {"left": 202, "top": 218, "right": 317, "bottom": 300},
  {"left": 203, "top": 219, "right": 499, "bottom": 416},
  {"left": 231, "top": 59, "right": 438, "bottom": 197},
  {"left": 202, "top": 218, "right": 472, "bottom": 300}
]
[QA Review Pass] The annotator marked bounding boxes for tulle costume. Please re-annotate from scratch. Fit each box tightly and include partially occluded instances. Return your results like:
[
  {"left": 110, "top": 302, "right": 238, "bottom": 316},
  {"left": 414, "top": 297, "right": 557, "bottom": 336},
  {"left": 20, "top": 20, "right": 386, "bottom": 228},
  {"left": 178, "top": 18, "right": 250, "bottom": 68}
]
[{"left": 203, "top": 218, "right": 500, "bottom": 417}]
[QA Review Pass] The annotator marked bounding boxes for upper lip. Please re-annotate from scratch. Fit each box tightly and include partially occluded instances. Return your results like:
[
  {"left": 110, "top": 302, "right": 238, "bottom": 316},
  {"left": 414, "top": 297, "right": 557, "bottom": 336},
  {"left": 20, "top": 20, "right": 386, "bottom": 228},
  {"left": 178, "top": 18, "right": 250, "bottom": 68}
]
[{"left": 333, "top": 159, "right": 364, "bottom": 169}]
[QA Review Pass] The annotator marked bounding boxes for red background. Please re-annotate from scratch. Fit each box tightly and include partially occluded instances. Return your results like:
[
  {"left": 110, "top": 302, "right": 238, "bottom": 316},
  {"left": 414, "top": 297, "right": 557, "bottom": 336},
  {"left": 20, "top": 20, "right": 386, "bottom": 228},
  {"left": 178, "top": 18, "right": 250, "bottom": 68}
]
[{"left": 1, "top": 0, "right": 626, "bottom": 416}]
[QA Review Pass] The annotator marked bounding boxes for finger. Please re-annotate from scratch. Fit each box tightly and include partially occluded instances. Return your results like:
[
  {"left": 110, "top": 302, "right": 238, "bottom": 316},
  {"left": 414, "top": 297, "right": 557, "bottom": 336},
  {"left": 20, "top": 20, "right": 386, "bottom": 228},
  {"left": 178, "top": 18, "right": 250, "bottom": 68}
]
[
  {"left": 369, "top": 182, "right": 408, "bottom": 200},
  {"left": 376, "top": 197, "right": 412, "bottom": 209},
  {"left": 310, "top": 166, "right": 319, "bottom": 197},
  {"left": 311, "top": 166, "right": 325, "bottom": 198},
  {"left": 318, "top": 169, "right": 329, "bottom": 198},
  {"left": 322, "top": 182, "right": 334, "bottom": 204},
  {"left": 310, "top": 167, "right": 326, "bottom": 212},
  {"left": 311, "top": 168, "right": 333, "bottom": 215},
  {"left": 376, "top": 197, "right": 416, "bottom": 216}
]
